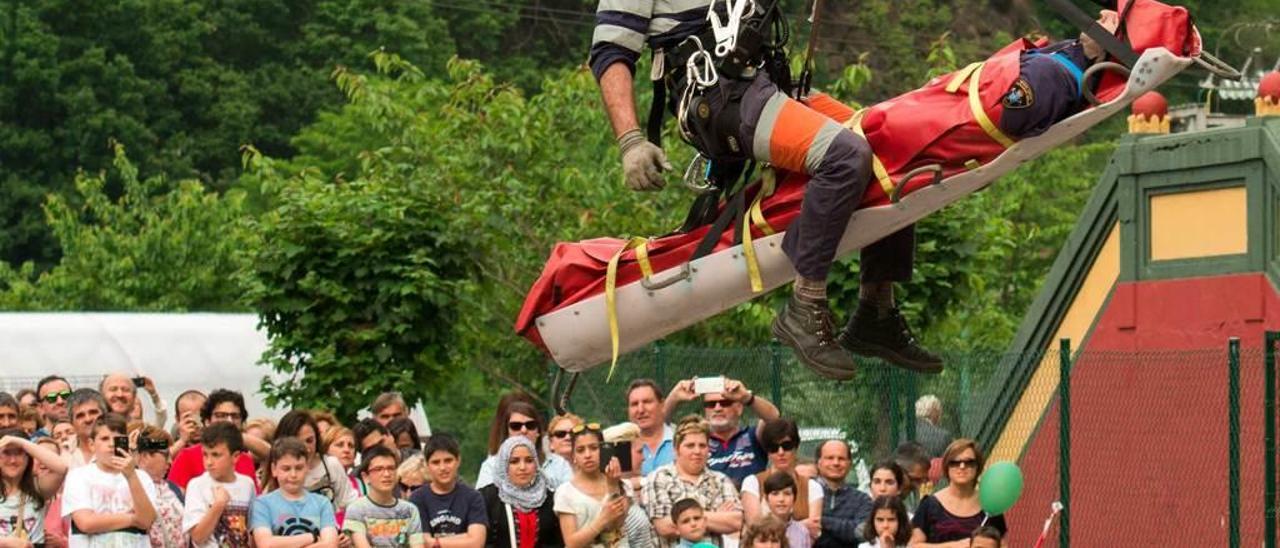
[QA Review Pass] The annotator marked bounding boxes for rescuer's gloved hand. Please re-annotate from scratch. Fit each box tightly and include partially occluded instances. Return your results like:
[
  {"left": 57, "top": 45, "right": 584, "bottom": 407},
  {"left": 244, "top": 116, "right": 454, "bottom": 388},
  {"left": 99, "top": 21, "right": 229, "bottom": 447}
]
[{"left": 618, "top": 129, "right": 672, "bottom": 191}]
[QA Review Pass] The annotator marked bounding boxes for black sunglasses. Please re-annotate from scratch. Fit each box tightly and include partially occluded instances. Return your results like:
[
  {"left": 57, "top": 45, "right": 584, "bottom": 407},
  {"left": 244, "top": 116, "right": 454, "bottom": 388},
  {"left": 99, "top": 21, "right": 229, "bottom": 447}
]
[
  {"left": 702, "top": 399, "right": 734, "bottom": 409},
  {"left": 550, "top": 429, "right": 574, "bottom": 439},
  {"left": 768, "top": 439, "right": 799, "bottom": 453},
  {"left": 508, "top": 420, "right": 539, "bottom": 432}
]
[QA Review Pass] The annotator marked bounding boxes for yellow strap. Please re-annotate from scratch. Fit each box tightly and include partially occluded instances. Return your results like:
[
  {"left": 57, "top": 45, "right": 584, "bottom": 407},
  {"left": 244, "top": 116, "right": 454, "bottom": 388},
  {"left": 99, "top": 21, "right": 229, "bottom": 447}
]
[
  {"left": 605, "top": 236, "right": 654, "bottom": 381},
  {"left": 845, "top": 110, "right": 895, "bottom": 197},
  {"left": 742, "top": 169, "right": 778, "bottom": 293},
  {"left": 967, "top": 63, "right": 1016, "bottom": 148},
  {"left": 964, "top": 159, "right": 981, "bottom": 170},
  {"left": 749, "top": 168, "right": 777, "bottom": 237},
  {"left": 946, "top": 62, "right": 983, "bottom": 93}
]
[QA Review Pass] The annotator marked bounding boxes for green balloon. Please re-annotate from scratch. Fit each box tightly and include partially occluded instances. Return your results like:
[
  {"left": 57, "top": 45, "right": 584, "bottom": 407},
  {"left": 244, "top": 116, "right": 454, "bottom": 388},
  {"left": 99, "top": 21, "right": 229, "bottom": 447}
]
[{"left": 979, "top": 461, "right": 1024, "bottom": 515}]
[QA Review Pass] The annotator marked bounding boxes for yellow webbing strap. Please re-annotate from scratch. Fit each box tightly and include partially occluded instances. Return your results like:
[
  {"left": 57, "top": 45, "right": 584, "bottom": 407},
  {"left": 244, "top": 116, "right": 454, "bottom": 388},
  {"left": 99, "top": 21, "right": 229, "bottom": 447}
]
[
  {"left": 742, "top": 168, "right": 778, "bottom": 293},
  {"left": 845, "top": 110, "right": 895, "bottom": 197},
  {"left": 605, "top": 237, "right": 655, "bottom": 380},
  {"left": 967, "top": 63, "right": 1016, "bottom": 148},
  {"left": 946, "top": 62, "right": 983, "bottom": 93}
]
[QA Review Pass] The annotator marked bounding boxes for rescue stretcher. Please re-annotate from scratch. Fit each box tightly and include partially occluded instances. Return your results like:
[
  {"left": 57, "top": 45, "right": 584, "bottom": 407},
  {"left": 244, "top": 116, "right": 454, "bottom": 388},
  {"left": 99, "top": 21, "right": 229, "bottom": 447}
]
[{"left": 516, "top": 2, "right": 1239, "bottom": 378}]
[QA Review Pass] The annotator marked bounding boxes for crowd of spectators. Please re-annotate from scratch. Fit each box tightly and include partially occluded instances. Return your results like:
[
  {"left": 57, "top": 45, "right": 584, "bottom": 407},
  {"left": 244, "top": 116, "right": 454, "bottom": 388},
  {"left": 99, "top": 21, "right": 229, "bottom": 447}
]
[{"left": 0, "top": 374, "right": 1005, "bottom": 548}]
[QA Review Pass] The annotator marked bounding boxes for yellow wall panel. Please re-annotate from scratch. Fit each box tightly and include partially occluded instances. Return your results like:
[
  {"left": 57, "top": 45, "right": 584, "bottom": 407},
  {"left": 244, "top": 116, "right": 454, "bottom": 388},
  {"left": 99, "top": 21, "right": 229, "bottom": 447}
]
[
  {"left": 992, "top": 224, "right": 1120, "bottom": 463},
  {"left": 1150, "top": 186, "right": 1247, "bottom": 261}
]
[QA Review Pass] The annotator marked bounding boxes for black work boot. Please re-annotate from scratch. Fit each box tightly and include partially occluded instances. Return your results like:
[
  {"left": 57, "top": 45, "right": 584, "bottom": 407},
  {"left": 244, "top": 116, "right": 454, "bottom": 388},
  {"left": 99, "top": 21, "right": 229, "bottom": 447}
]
[
  {"left": 839, "top": 301, "right": 944, "bottom": 374},
  {"left": 771, "top": 295, "right": 857, "bottom": 381}
]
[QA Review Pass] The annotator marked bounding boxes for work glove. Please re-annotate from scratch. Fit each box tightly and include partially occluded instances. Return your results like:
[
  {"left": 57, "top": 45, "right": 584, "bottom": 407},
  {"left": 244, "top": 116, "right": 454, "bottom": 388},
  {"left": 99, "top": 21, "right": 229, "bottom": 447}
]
[{"left": 618, "top": 128, "right": 672, "bottom": 191}]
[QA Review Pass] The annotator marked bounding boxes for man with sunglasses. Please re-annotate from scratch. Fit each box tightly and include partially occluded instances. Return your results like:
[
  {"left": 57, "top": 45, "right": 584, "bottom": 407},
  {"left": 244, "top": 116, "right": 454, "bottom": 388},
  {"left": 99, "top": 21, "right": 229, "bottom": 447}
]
[
  {"left": 34, "top": 375, "right": 72, "bottom": 438},
  {"left": 663, "top": 377, "right": 779, "bottom": 488}
]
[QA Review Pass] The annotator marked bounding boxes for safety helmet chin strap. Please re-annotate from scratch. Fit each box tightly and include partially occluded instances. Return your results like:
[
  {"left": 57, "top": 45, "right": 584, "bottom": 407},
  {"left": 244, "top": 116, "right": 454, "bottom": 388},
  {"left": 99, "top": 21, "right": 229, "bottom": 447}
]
[{"left": 1045, "top": 0, "right": 1138, "bottom": 67}]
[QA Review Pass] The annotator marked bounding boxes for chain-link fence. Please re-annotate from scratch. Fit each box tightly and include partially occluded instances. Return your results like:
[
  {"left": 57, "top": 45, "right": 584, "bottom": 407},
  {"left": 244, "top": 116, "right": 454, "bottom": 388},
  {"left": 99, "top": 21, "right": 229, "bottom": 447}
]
[
  {"left": 551, "top": 338, "right": 1279, "bottom": 546},
  {"left": 552, "top": 344, "right": 1013, "bottom": 491}
]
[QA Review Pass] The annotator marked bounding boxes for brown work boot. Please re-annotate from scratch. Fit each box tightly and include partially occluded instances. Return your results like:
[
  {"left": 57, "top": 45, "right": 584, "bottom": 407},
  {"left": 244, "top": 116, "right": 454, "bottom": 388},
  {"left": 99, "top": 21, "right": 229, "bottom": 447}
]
[
  {"left": 839, "top": 300, "right": 943, "bottom": 374},
  {"left": 771, "top": 295, "right": 857, "bottom": 381}
]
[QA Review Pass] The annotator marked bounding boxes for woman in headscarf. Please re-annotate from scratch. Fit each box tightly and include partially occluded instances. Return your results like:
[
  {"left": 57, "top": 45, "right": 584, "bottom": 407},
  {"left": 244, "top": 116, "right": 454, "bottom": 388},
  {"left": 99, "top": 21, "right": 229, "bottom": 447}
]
[{"left": 480, "top": 436, "right": 564, "bottom": 548}]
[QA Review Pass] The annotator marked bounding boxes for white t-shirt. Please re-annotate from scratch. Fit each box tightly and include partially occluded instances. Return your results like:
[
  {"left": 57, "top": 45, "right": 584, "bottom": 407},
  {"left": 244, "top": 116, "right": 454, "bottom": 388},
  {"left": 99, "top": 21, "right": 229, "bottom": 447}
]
[
  {"left": 304, "top": 455, "right": 358, "bottom": 511},
  {"left": 553, "top": 481, "right": 630, "bottom": 548},
  {"left": 62, "top": 463, "right": 159, "bottom": 548},
  {"left": 182, "top": 472, "right": 256, "bottom": 548},
  {"left": 740, "top": 474, "right": 823, "bottom": 503},
  {"left": 0, "top": 490, "right": 45, "bottom": 544}
]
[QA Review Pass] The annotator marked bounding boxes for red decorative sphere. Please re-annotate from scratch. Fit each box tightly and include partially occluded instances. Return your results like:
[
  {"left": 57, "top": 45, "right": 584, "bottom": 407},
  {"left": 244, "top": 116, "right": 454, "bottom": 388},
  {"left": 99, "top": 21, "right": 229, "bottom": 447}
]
[
  {"left": 1131, "top": 91, "right": 1168, "bottom": 118},
  {"left": 1260, "top": 71, "right": 1280, "bottom": 101}
]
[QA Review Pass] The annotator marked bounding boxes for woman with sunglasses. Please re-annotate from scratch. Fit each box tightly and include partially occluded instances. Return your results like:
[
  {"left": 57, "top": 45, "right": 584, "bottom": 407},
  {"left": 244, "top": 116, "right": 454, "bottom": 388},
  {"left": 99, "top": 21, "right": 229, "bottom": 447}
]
[
  {"left": 741, "top": 419, "right": 822, "bottom": 542},
  {"left": 480, "top": 436, "right": 564, "bottom": 548},
  {"left": 545, "top": 413, "right": 583, "bottom": 464},
  {"left": 476, "top": 401, "right": 572, "bottom": 490},
  {"left": 556, "top": 422, "right": 628, "bottom": 548},
  {"left": 907, "top": 439, "right": 1006, "bottom": 547},
  {"left": 274, "top": 411, "right": 358, "bottom": 520}
]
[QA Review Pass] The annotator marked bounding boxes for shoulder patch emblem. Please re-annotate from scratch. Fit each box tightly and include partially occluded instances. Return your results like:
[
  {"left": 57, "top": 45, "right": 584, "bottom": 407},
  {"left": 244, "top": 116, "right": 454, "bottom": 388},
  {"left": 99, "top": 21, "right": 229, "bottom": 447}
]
[{"left": 1003, "top": 78, "right": 1035, "bottom": 110}]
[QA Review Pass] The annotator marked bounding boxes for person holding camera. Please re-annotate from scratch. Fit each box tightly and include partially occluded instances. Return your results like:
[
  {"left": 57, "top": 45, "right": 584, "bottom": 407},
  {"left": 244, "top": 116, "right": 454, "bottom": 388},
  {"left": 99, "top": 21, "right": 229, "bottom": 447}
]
[
  {"left": 556, "top": 423, "right": 628, "bottom": 548},
  {"left": 99, "top": 374, "right": 167, "bottom": 430},
  {"left": 663, "top": 377, "right": 780, "bottom": 487},
  {"left": 61, "top": 413, "right": 158, "bottom": 548},
  {"left": 642, "top": 416, "right": 742, "bottom": 548}
]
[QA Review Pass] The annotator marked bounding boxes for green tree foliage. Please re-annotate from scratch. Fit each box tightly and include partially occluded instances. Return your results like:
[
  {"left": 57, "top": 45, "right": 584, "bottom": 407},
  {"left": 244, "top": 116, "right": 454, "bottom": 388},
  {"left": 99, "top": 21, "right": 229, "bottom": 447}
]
[
  {"left": 0, "top": 144, "right": 251, "bottom": 310},
  {"left": 0, "top": 0, "right": 455, "bottom": 267},
  {"left": 240, "top": 134, "right": 474, "bottom": 423}
]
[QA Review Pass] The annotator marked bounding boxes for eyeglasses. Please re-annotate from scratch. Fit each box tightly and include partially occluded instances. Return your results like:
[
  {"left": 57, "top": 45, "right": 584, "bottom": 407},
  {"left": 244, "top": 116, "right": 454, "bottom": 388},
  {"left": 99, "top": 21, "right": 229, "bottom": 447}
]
[
  {"left": 366, "top": 465, "right": 397, "bottom": 476},
  {"left": 508, "top": 420, "right": 539, "bottom": 432},
  {"left": 551, "top": 429, "right": 574, "bottom": 439},
  {"left": 212, "top": 411, "right": 242, "bottom": 421},
  {"left": 947, "top": 458, "right": 978, "bottom": 469},
  {"left": 42, "top": 390, "right": 72, "bottom": 404},
  {"left": 702, "top": 399, "right": 734, "bottom": 409},
  {"left": 768, "top": 440, "right": 799, "bottom": 453},
  {"left": 570, "top": 422, "right": 602, "bottom": 435}
]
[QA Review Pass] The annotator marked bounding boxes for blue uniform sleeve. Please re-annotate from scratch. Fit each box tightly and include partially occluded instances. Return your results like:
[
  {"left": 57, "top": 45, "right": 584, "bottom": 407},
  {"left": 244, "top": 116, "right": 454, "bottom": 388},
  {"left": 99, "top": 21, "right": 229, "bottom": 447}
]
[
  {"left": 998, "top": 41, "right": 1090, "bottom": 139},
  {"left": 587, "top": 0, "right": 655, "bottom": 80}
]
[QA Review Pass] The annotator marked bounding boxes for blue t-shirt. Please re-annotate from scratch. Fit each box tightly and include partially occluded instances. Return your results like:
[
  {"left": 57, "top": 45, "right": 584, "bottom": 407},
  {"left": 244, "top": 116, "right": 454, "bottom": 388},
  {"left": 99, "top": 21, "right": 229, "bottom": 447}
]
[
  {"left": 407, "top": 483, "right": 487, "bottom": 538},
  {"left": 249, "top": 490, "right": 337, "bottom": 537},
  {"left": 706, "top": 426, "right": 767, "bottom": 487}
]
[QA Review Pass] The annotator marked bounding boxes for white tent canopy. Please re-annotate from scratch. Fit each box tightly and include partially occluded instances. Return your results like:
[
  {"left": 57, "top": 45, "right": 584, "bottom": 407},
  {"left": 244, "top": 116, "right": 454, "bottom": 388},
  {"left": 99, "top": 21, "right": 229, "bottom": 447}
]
[
  {"left": 0, "top": 313, "right": 432, "bottom": 434},
  {"left": 0, "top": 313, "right": 277, "bottom": 420}
]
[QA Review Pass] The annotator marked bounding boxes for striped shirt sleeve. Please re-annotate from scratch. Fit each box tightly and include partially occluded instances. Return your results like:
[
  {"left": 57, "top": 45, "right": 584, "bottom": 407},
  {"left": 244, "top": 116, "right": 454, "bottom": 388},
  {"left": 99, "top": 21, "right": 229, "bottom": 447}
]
[{"left": 588, "top": 0, "right": 655, "bottom": 80}]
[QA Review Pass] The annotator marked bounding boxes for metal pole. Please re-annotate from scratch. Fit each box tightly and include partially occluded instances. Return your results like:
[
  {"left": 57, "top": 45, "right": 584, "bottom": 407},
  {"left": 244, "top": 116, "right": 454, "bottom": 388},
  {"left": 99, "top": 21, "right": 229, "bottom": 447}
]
[
  {"left": 888, "top": 369, "right": 901, "bottom": 447},
  {"left": 1230, "top": 337, "right": 1242, "bottom": 548},
  {"left": 1059, "top": 338, "right": 1072, "bottom": 548},
  {"left": 769, "top": 343, "right": 783, "bottom": 411},
  {"left": 906, "top": 371, "right": 918, "bottom": 442},
  {"left": 1266, "top": 331, "right": 1278, "bottom": 548},
  {"left": 653, "top": 342, "right": 666, "bottom": 387}
]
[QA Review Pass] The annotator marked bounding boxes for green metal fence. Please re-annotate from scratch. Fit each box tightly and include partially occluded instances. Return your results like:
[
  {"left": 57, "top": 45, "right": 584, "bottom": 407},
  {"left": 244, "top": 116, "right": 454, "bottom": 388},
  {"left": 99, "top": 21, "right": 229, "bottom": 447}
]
[
  {"left": 551, "top": 343, "right": 1010, "bottom": 469},
  {"left": 549, "top": 336, "right": 1280, "bottom": 546}
]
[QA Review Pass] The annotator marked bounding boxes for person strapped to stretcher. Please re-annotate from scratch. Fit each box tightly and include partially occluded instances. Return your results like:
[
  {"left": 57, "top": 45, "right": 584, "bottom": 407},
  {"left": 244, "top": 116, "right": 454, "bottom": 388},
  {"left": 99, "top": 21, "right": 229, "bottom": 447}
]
[{"left": 588, "top": 1, "right": 1121, "bottom": 380}]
